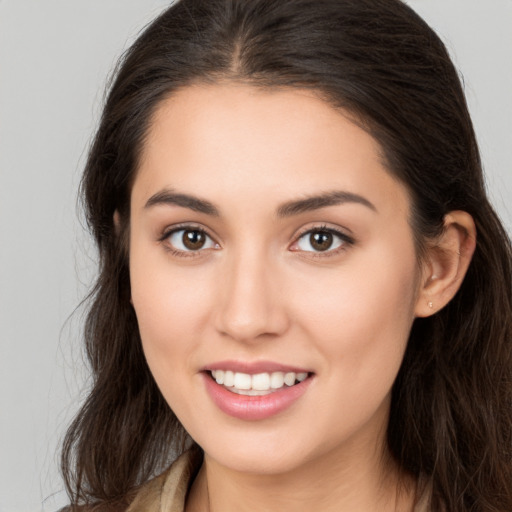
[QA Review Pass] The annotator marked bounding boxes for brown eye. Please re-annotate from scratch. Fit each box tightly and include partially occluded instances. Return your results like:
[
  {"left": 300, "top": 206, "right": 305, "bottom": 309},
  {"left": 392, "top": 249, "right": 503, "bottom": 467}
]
[
  {"left": 182, "top": 230, "right": 206, "bottom": 250},
  {"left": 309, "top": 231, "right": 333, "bottom": 251},
  {"left": 293, "top": 227, "right": 351, "bottom": 254},
  {"left": 167, "top": 228, "right": 217, "bottom": 252}
]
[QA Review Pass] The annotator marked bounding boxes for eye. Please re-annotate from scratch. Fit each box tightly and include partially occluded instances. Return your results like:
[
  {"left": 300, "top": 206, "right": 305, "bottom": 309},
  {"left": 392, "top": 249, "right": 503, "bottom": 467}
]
[
  {"left": 165, "top": 227, "right": 218, "bottom": 252},
  {"left": 292, "top": 227, "right": 353, "bottom": 254}
]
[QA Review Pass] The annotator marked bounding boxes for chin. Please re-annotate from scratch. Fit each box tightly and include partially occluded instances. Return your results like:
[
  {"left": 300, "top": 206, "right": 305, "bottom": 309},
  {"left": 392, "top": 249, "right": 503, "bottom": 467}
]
[
  {"left": 207, "top": 444, "right": 312, "bottom": 475},
  {"left": 194, "top": 424, "right": 333, "bottom": 476}
]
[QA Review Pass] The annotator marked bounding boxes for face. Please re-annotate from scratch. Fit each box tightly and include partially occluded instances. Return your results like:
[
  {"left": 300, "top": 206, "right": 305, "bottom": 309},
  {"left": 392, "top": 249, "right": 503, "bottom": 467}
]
[{"left": 129, "top": 84, "right": 423, "bottom": 475}]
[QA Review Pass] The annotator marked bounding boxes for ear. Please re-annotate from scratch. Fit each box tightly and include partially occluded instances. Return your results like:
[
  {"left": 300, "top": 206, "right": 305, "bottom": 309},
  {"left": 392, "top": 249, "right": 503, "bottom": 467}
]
[{"left": 415, "top": 211, "right": 476, "bottom": 317}]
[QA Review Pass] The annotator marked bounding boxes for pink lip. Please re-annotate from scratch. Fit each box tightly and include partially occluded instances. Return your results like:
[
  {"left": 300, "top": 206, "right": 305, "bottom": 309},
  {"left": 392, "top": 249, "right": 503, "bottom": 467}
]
[
  {"left": 203, "top": 360, "right": 311, "bottom": 374},
  {"left": 202, "top": 370, "right": 313, "bottom": 421}
]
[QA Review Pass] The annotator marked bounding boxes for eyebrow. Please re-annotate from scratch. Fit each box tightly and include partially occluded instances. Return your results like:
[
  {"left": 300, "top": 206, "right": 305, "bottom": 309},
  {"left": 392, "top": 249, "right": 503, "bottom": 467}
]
[
  {"left": 144, "top": 188, "right": 376, "bottom": 217},
  {"left": 276, "top": 191, "right": 376, "bottom": 217},
  {"left": 144, "top": 189, "right": 220, "bottom": 216}
]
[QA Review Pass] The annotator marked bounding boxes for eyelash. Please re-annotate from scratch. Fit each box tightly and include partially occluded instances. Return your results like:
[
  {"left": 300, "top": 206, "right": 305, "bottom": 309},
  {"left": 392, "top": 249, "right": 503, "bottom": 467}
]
[
  {"left": 158, "top": 224, "right": 354, "bottom": 259},
  {"left": 291, "top": 225, "right": 355, "bottom": 258},
  {"left": 158, "top": 223, "right": 218, "bottom": 259}
]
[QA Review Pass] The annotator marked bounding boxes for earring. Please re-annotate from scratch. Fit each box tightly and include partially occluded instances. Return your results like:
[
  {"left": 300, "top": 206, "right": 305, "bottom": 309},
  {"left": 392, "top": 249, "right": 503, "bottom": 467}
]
[{"left": 428, "top": 301, "right": 433, "bottom": 309}]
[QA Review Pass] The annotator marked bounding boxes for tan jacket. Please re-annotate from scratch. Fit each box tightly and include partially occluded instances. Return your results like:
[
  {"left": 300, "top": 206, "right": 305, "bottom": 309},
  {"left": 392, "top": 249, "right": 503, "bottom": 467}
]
[{"left": 126, "top": 449, "right": 431, "bottom": 512}]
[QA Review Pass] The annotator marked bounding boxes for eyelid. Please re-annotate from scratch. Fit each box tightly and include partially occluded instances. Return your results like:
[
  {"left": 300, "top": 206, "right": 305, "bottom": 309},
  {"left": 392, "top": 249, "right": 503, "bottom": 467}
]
[
  {"left": 289, "top": 224, "right": 355, "bottom": 256},
  {"left": 158, "top": 223, "right": 220, "bottom": 256},
  {"left": 157, "top": 222, "right": 354, "bottom": 258}
]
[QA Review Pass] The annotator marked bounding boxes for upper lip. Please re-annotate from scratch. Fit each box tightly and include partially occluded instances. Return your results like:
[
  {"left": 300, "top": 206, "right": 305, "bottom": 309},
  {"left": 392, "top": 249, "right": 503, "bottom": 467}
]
[{"left": 203, "top": 360, "right": 312, "bottom": 375}]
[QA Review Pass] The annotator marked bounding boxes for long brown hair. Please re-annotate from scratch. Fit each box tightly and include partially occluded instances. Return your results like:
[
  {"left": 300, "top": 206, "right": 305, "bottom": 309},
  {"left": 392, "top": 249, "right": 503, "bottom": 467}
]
[{"left": 62, "top": 1, "right": 512, "bottom": 510}]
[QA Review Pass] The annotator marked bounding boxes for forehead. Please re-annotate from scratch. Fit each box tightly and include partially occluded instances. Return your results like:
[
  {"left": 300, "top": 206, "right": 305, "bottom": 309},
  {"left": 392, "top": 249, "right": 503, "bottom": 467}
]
[{"left": 133, "top": 83, "right": 410, "bottom": 220}]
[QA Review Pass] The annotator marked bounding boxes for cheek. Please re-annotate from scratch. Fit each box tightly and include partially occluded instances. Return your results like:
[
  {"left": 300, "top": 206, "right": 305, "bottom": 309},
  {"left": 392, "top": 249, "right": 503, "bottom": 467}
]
[
  {"left": 290, "top": 242, "right": 419, "bottom": 384},
  {"left": 129, "top": 244, "right": 214, "bottom": 378}
]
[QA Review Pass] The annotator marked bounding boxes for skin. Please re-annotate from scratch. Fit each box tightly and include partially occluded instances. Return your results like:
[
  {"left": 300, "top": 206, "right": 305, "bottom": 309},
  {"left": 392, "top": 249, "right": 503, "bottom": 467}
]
[{"left": 128, "top": 84, "right": 475, "bottom": 511}]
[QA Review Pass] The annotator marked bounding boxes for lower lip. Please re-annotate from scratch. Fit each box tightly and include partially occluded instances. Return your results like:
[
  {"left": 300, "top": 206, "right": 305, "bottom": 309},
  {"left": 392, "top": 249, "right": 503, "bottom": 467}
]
[{"left": 202, "top": 373, "right": 313, "bottom": 421}]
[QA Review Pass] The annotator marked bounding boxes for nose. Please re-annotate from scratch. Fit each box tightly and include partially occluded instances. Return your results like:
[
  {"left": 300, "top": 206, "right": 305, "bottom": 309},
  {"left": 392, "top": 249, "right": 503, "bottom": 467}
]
[{"left": 214, "top": 250, "right": 290, "bottom": 343}]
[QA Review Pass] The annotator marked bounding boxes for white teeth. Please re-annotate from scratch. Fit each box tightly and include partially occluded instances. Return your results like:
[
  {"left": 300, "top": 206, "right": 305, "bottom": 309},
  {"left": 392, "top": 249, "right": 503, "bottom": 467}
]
[
  {"left": 224, "top": 370, "right": 234, "bottom": 387},
  {"left": 233, "top": 372, "right": 252, "bottom": 390},
  {"left": 214, "top": 369, "right": 224, "bottom": 385},
  {"left": 270, "top": 371, "right": 284, "bottom": 389},
  {"left": 284, "top": 372, "right": 295, "bottom": 386},
  {"left": 210, "top": 370, "right": 309, "bottom": 393},
  {"left": 231, "top": 388, "right": 272, "bottom": 396},
  {"left": 252, "top": 373, "right": 270, "bottom": 390}
]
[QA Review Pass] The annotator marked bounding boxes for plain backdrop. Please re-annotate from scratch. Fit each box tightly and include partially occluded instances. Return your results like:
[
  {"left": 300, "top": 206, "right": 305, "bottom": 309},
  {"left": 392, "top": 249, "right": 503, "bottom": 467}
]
[{"left": 0, "top": 1, "right": 510, "bottom": 511}]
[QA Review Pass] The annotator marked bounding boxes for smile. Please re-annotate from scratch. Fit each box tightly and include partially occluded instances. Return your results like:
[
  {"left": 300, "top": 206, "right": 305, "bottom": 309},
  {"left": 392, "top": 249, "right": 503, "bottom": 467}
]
[
  {"left": 203, "top": 365, "right": 314, "bottom": 421},
  {"left": 210, "top": 370, "right": 309, "bottom": 395}
]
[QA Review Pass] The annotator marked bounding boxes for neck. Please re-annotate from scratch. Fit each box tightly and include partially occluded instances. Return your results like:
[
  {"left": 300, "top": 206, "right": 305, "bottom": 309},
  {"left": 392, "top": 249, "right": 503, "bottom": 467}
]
[{"left": 186, "top": 429, "right": 416, "bottom": 512}]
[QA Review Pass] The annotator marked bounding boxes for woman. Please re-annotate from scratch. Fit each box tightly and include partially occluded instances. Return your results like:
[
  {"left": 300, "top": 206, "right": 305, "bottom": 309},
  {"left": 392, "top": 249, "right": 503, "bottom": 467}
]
[{"left": 61, "top": 0, "right": 512, "bottom": 510}]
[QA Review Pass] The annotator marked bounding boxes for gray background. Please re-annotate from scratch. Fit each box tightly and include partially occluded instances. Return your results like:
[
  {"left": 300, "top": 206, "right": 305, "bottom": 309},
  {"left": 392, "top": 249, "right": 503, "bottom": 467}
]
[{"left": 0, "top": 1, "right": 510, "bottom": 511}]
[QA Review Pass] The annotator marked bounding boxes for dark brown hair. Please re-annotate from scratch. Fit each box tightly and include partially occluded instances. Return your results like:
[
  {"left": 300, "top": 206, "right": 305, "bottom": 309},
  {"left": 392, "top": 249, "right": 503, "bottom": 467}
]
[{"left": 62, "top": 0, "right": 512, "bottom": 510}]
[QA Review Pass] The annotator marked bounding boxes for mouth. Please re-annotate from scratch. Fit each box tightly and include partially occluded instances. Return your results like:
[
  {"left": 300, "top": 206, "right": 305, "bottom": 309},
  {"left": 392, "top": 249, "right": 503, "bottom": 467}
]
[
  {"left": 202, "top": 363, "right": 314, "bottom": 420},
  {"left": 208, "top": 369, "right": 310, "bottom": 396}
]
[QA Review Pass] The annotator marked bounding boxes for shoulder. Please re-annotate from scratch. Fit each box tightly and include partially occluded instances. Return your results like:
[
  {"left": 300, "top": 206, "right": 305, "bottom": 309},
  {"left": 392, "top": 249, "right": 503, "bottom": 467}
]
[
  {"left": 57, "top": 499, "right": 137, "bottom": 512},
  {"left": 126, "top": 447, "right": 203, "bottom": 512},
  {"left": 57, "top": 505, "right": 130, "bottom": 512},
  {"left": 58, "top": 447, "right": 203, "bottom": 512},
  {"left": 413, "top": 476, "right": 433, "bottom": 512}
]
